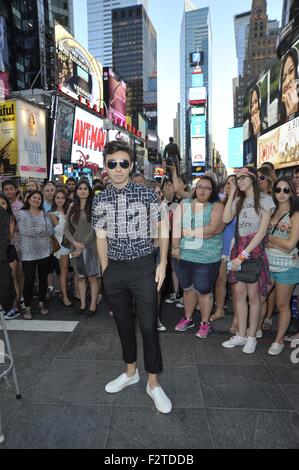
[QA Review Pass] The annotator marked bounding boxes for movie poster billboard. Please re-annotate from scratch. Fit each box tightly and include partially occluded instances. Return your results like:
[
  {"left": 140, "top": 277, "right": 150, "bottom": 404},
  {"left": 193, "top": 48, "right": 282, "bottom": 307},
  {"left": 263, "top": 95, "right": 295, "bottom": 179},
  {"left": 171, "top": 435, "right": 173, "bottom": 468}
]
[
  {"left": 191, "top": 137, "right": 206, "bottom": 164},
  {"left": 191, "top": 115, "right": 206, "bottom": 138},
  {"left": 54, "top": 99, "right": 74, "bottom": 163},
  {"left": 55, "top": 24, "right": 103, "bottom": 110},
  {"left": 0, "top": 100, "right": 17, "bottom": 175},
  {"left": 103, "top": 67, "right": 126, "bottom": 122},
  {"left": 257, "top": 117, "right": 299, "bottom": 169},
  {"left": 71, "top": 107, "right": 107, "bottom": 168},
  {"left": 16, "top": 101, "right": 47, "bottom": 178},
  {"left": 0, "top": 16, "right": 10, "bottom": 100}
]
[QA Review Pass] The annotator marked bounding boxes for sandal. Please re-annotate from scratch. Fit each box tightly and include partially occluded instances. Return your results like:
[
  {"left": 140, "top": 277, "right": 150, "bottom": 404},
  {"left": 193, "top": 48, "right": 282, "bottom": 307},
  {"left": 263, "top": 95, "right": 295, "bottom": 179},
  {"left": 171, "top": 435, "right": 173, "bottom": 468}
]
[
  {"left": 23, "top": 308, "right": 32, "bottom": 320},
  {"left": 210, "top": 312, "right": 225, "bottom": 322},
  {"left": 39, "top": 302, "right": 49, "bottom": 316}
]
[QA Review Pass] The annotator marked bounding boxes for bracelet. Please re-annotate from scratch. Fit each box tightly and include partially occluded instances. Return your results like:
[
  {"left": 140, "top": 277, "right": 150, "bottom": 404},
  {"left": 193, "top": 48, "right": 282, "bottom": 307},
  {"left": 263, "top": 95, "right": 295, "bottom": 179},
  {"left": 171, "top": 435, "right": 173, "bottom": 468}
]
[
  {"left": 238, "top": 255, "right": 246, "bottom": 262},
  {"left": 241, "top": 250, "right": 250, "bottom": 260}
]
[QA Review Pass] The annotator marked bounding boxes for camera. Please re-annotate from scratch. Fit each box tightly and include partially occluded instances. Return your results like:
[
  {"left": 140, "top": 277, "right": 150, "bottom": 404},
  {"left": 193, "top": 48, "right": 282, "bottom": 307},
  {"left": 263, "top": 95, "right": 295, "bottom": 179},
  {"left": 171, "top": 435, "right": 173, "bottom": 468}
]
[{"left": 166, "top": 156, "right": 176, "bottom": 166}]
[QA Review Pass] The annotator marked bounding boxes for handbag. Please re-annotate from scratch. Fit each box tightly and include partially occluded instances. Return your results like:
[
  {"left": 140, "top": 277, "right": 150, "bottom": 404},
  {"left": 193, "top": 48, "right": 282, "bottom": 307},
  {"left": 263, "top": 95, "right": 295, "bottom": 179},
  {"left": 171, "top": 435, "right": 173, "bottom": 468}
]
[
  {"left": 61, "top": 234, "right": 72, "bottom": 249},
  {"left": 234, "top": 213, "right": 262, "bottom": 284},
  {"left": 51, "top": 235, "right": 61, "bottom": 253},
  {"left": 77, "top": 247, "right": 99, "bottom": 278}
]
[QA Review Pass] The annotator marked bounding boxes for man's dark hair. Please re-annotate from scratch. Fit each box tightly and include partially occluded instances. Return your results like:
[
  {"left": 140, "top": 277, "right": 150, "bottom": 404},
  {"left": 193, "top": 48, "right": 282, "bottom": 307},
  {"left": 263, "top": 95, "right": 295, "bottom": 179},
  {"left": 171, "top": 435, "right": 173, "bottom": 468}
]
[
  {"left": 66, "top": 177, "right": 76, "bottom": 184},
  {"left": 262, "top": 161, "right": 275, "bottom": 171},
  {"left": 169, "top": 137, "right": 174, "bottom": 142},
  {"left": 103, "top": 140, "right": 134, "bottom": 162},
  {"left": 2, "top": 179, "right": 17, "bottom": 190}
]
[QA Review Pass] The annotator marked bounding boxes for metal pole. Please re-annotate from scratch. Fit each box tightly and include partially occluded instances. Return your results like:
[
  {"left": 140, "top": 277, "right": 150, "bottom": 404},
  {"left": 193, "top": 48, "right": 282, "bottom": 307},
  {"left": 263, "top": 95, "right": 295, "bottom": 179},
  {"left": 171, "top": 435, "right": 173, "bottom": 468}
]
[{"left": 49, "top": 93, "right": 59, "bottom": 181}]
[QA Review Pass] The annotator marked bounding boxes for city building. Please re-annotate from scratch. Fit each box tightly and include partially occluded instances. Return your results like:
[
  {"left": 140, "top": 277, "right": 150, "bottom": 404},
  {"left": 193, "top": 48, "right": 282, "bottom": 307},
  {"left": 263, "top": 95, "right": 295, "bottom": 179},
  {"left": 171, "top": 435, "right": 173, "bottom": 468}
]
[
  {"left": 173, "top": 103, "right": 180, "bottom": 151},
  {"left": 180, "top": 1, "right": 212, "bottom": 174},
  {"left": 233, "top": 0, "right": 280, "bottom": 128},
  {"left": 0, "top": 0, "right": 74, "bottom": 96},
  {"left": 112, "top": 4, "right": 157, "bottom": 143},
  {"left": 51, "top": 0, "right": 74, "bottom": 34},
  {"left": 277, "top": 0, "right": 299, "bottom": 58},
  {"left": 87, "top": 0, "right": 148, "bottom": 67}
]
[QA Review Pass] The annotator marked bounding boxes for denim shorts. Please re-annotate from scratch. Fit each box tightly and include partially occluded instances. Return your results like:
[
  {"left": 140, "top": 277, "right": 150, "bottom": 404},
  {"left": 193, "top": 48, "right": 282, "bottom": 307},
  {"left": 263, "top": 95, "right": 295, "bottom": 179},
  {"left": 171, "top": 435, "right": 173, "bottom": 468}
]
[
  {"left": 271, "top": 268, "right": 299, "bottom": 285},
  {"left": 173, "top": 258, "right": 221, "bottom": 295}
]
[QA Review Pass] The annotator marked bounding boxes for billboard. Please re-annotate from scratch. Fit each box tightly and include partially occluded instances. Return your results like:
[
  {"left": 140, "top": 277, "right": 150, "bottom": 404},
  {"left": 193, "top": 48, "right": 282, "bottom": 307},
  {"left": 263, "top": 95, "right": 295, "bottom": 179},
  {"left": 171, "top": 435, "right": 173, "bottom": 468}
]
[
  {"left": 189, "top": 52, "right": 204, "bottom": 66},
  {"left": 103, "top": 67, "right": 126, "bottom": 122},
  {"left": 16, "top": 101, "right": 47, "bottom": 179},
  {"left": 54, "top": 99, "right": 74, "bottom": 163},
  {"left": 191, "top": 107, "right": 205, "bottom": 116},
  {"left": 191, "top": 137, "right": 206, "bottom": 164},
  {"left": 191, "top": 115, "right": 206, "bottom": 138},
  {"left": 108, "top": 129, "right": 130, "bottom": 144},
  {"left": 55, "top": 24, "right": 103, "bottom": 110},
  {"left": 257, "top": 117, "right": 299, "bottom": 169},
  {"left": 0, "top": 16, "right": 10, "bottom": 100},
  {"left": 71, "top": 107, "right": 107, "bottom": 169},
  {"left": 228, "top": 127, "right": 243, "bottom": 168},
  {"left": 192, "top": 164, "right": 205, "bottom": 177},
  {"left": 0, "top": 100, "right": 17, "bottom": 175},
  {"left": 192, "top": 72, "right": 204, "bottom": 88},
  {"left": 189, "top": 87, "right": 207, "bottom": 105}
]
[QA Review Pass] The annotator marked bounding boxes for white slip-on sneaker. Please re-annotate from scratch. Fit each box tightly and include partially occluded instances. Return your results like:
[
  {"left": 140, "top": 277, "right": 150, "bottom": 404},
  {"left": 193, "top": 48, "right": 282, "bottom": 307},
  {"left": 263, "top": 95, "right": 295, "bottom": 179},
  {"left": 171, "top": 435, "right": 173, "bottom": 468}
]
[
  {"left": 242, "top": 337, "right": 257, "bottom": 354},
  {"left": 268, "top": 342, "right": 285, "bottom": 356},
  {"left": 222, "top": 335, "right": 247, "bottom": 349},
  {"left": 146, "top": 382, "right": 172, "bottom": 414},
  {"left": 105, "top": 369, "right": 140, "bottom": 393}
]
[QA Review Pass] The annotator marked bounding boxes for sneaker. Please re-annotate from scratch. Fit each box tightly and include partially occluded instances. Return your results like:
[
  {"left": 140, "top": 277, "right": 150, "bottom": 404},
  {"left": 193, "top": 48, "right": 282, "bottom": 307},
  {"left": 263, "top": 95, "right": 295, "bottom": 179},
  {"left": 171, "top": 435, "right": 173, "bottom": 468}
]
[
  {"left": 195, "top": 322, "right": 211, "bottom": 339},
  {"left": 19, "top": 298, "right": 26, "bottom": 310},
  {"left": 268, "top": 342, "right": 285, "bottom": 356},
  {"left": 222, "top": 334, "right": 247, "bottom": 349},
  {"left": 105, "top": 369, "right": 140, "bottom": 394},
  {"left": 146, "top": 382, "right": 172, "bottom": 414},
  {"left": 3, "top": 308, "right": 20, "bottom": 320},
  {"left": 165, "top": 293, "right": 181, "bottom": 304},
  {"left": 157, "top": 320, "right": 167, "bottom": 332},
  {"left": 243, "top": 337, "right": 257, "bottom": 354},
  {"left": 247, "top": 328, "right": 263, "bottom": 339},
  {"left": 176, "top": 298, "right": 184, "bottom": 308},
  {"left": 175, "top": 318, "right": 195, "bottom": 332}
]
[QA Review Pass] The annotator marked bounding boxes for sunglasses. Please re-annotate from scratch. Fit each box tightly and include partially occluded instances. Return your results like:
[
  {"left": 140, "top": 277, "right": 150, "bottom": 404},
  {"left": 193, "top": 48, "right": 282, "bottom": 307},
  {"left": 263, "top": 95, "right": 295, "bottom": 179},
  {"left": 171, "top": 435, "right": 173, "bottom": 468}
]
[
  {"left": 258, "top": 175, "right": 267, "bottom": 181},
  {"left": 106, "top": 160, "right": 130, "bottom": 170},
  {"left": 274, "top": 187, "right": 291, "bottom": 194}
]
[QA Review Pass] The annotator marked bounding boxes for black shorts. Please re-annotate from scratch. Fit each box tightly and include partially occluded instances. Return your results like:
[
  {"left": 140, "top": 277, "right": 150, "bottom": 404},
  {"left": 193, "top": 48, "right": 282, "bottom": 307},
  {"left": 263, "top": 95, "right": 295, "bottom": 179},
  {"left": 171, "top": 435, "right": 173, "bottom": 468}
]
[{"left": 7, "top": 245, "right": 18, "bottom": 264}]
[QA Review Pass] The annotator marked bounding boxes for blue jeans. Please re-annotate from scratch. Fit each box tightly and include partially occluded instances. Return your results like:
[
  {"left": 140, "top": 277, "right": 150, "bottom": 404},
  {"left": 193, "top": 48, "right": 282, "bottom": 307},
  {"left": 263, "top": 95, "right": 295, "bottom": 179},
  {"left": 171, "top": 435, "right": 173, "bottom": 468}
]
[{"left": 173, "top": 258, "right": 221, "bottom": 295}]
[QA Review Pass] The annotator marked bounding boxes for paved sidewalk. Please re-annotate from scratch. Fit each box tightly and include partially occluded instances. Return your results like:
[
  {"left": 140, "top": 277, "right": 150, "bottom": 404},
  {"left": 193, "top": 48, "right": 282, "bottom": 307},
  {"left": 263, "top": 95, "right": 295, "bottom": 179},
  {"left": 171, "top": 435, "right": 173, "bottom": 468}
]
[{"left": 0, "top": 297, "right": 299, "bottom": 449}]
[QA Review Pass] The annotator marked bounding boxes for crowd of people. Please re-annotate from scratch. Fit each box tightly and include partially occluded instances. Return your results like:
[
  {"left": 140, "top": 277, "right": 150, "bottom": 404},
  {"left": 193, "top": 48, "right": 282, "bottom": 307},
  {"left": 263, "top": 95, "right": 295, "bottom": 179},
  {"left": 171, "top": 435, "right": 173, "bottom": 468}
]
[{"left": 1, "top": 140, "right": 299, "bottom": 413}]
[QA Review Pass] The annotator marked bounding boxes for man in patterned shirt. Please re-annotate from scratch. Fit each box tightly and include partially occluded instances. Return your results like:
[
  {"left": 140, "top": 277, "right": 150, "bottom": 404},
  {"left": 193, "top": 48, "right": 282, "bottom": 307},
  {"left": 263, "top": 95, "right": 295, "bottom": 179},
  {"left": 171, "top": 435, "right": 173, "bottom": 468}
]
[{"left": 92, "top": 140, "right": 172, "bottom": 414}]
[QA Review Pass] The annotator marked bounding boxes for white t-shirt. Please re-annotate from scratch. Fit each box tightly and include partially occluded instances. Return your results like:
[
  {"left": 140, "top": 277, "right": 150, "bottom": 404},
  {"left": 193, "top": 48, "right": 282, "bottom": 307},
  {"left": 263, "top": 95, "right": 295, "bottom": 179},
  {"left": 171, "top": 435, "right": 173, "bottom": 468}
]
[{"left": 233, "top": 193, "right": 275, "bottom": 237}]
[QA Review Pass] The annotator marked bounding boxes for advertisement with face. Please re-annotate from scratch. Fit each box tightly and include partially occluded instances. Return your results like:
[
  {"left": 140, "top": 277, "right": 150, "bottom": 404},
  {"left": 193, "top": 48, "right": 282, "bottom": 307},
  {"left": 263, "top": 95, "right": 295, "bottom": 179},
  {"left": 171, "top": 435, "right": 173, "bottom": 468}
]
[
  {"left": 191, "top": 115, "right": 206, "bottom": 138},
  {"left": 16, "top": 101, "right": 47, "bottom": 179},
  {"left": 0, "top": 16, "right": 10, "bottom": 100},
  {"left": 243, "top": 72, "right": 269, "bottom": 141},
  {"left": 257, "top": 117, "right": 299, "bottom": 169},
  {"left": 191, "top": 137, "right": 206, "bottom": 164},
  {"left": 103, "top": 68, "right": 126, "bottom": 122},
  {"left": 0, "top": 100, "right": 17, "bottom": 175},
  {"left": 54, "top": 99, "right": 74, "bottom": 163},
  {"left": 55, "top": 24, "right": 103, "bottom": 110},
  {"left": 71, "top": 107, "right": 107, "bottom": 169}
]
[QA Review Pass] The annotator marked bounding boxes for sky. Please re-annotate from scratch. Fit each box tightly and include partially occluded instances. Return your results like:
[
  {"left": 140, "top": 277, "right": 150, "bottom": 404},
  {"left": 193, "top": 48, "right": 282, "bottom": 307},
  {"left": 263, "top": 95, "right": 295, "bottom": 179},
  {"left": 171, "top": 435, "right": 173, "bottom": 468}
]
[{"left": 73, "top": 0, "right": 284, "bottom": 165}]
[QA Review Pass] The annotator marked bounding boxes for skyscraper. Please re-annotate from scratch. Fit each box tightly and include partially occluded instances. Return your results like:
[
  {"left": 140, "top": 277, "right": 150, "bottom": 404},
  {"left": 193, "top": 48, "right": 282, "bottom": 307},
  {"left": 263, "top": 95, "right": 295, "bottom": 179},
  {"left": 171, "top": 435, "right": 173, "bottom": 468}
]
[
  {"left": 51, "top": 0, "right": 74, "bottom": 34},
  {"left": 233, "top": 0, "right": 280, "bottom": 127},
  {"left": 112, "top": 4, "right": 157, "bottom": 135},
  {"left": 87, "top": 0, "right": 148, "bottom": 67},
  {"left": 234, "top": 11, "right": 251, "bottom": 78},
  {"left": 180, "top": 2, "right": 212, "bottom": 171}
]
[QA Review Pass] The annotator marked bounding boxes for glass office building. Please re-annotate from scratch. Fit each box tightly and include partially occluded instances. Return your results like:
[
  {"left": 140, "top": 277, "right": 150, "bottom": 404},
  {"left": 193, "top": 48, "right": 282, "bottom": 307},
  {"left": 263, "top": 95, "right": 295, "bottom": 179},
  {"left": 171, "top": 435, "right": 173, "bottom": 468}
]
[
  {"left": 87, "top": 0, "right": 148, "bottom": 67},
  {"left": 180, "top": 3, "right": 212, "bottom": 171}
]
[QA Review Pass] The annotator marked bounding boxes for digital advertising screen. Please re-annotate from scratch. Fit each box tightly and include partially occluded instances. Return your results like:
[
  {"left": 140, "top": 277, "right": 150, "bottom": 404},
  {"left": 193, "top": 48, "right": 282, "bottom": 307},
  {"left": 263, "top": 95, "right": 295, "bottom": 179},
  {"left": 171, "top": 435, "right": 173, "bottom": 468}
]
[
  {"left": 71, "top": 107, "right": 107, "bottom": 168},
  {"left": 192, "top": 72, "right": 204, "bottom": 88},
  {"left": 189, "top": 51, "right": 204, "bottom": 66},
  {"left": 191, "top": 137, "right": 206, "bottom": 164},
  {"left": 55, "top": 24, "right": 103, "bottom": 110},
  {"left": 191, "top": 115, "right": 206, "bottom": 138},
  {"left": 103, "top": 67, "right": 126, "bottom": 122},
  {"left": 0, "top": 100, "right": 17, "bottom": 175},
  {"left": 0, "top": 16, "right": 11, "bottom": 100},
  {"left": 54, "top": 99, "right": 74, "bottom": 163},
  {"left": 189, "top": 87, "right": 207, "bottom": 105},
  {"left": 228, "top": 127, "right": 243, "bottom": 168}
]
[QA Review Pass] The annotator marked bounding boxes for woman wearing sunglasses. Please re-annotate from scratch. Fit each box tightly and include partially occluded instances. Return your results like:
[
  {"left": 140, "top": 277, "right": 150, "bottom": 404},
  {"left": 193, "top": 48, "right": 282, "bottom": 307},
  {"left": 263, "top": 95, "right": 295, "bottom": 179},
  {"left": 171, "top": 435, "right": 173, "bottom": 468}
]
[
  {"left": 222, "top": 167, "right": 275, "bottom": 354},
  {"left": 257, "top": 166, "right": 277, "bottom": 195},
  {"left": 262, "top": 177, "right": 299, "bottom": 355}
]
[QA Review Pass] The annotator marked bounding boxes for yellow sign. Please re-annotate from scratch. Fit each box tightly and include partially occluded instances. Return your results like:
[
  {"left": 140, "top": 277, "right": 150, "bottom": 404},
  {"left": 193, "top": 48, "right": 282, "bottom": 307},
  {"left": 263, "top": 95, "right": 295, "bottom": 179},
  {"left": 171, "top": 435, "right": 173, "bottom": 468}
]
[{"left": 0, "top": 100, "right": 18, "bottom": 176}]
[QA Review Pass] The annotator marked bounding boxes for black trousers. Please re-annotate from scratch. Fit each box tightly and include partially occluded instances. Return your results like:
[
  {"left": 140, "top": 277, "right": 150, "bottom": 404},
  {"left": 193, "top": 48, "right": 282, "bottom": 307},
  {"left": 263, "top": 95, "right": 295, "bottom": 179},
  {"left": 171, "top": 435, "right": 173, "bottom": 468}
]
[
  {"left": 22, "top": 257, "right": 51, "bottom": 307},
  {"left": 103, "top": 254, "right": 163, "bottom": 374}
]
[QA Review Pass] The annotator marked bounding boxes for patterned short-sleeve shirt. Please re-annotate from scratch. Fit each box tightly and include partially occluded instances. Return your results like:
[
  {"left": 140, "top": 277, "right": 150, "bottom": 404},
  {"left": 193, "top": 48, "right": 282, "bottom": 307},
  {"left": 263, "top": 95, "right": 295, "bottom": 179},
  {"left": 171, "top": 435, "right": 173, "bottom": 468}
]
[{"left": 92, "top": 182, "right": 162, "bottom": 261}]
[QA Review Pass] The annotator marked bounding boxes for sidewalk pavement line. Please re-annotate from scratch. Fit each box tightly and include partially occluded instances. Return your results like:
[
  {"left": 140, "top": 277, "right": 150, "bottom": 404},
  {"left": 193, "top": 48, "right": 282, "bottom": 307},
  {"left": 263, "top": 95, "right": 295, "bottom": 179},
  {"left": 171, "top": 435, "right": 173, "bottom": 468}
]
[{"left": 0, "top": 320, "right": 78, "bottom": 333}]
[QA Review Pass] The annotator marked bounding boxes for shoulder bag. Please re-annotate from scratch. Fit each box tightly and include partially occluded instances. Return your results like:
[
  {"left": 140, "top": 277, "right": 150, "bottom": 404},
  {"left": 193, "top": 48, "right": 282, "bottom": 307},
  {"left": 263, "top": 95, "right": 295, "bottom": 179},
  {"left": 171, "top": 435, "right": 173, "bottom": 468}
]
[{"left": 235, "top": 213, "right": 262, "bottom": 284}]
